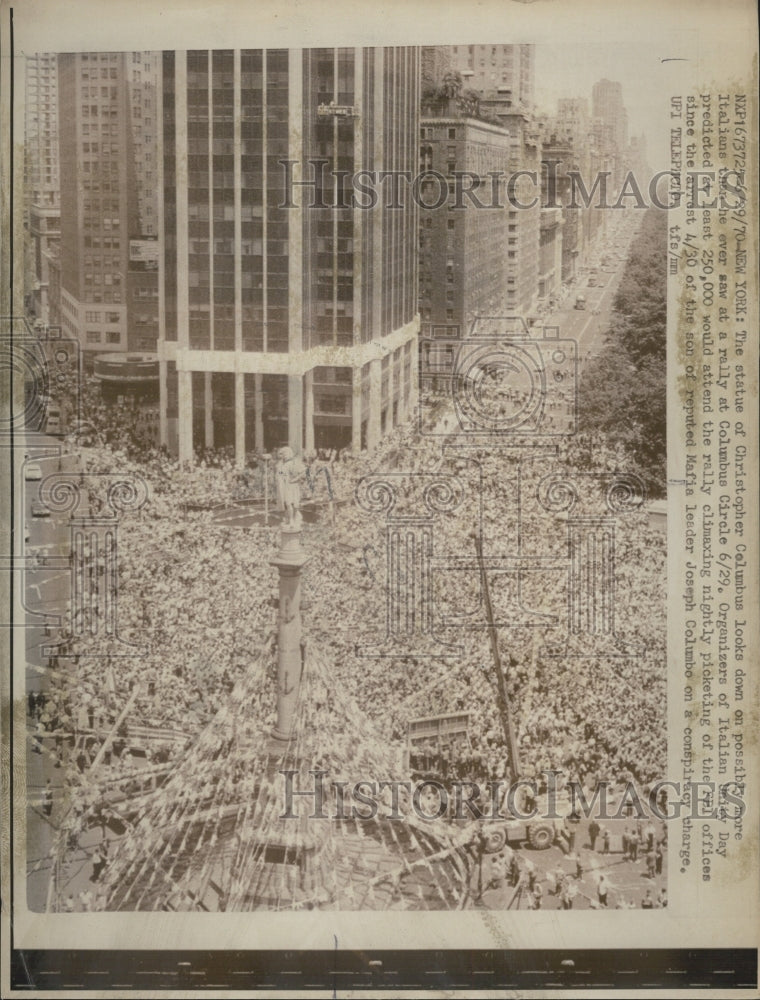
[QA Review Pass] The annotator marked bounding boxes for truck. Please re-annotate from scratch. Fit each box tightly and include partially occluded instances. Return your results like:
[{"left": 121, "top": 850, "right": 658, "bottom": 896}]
[{"left": 478, "top": 788, "right": 575, "bottom": 853}]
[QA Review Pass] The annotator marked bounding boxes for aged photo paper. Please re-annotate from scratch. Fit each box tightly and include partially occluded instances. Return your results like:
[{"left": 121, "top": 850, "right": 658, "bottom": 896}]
[{"left": 1, "top": 0, "right": 757, "bottom": 995}]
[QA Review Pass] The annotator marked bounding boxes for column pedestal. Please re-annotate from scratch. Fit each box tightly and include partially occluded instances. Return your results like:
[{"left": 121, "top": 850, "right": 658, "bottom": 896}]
[{"left": 269, "top": 526, "right": 310, "bottom": 750}]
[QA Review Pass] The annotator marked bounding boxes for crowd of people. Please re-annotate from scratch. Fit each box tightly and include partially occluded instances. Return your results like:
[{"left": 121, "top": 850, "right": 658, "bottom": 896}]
[{"left": 30, "top": 370, "right": 667, "bottom": 909}]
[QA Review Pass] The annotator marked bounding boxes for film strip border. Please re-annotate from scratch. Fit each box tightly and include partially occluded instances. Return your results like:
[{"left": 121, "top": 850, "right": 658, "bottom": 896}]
[{"left": 9, "top": 947, "right": 758, "bottom": 991}]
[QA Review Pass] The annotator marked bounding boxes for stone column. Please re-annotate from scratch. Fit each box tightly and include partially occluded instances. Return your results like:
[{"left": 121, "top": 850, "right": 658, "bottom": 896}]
[
  {"left": 158, "top": 359, "right": 168, "bottom": 448},
  {"left": 234, "top": 371, "right": 245, "bottom": 467},
  {"left": 304, "top": 370, "right": 315, "bottom": 453},
  {"left": 204, "top": 372, "right": 214, "bottom": 449},
  {"left": 270, "top": 526, "right": 309, "bottom": 745},
  {"left": 177, "top": 368, "right": 193, "bottom": 465},
  {"left": 288, "top": 374, "right": 303, "bottom": 453},
  {"left": 351, "top": 366, "right": 362, "bottom": 452},
  {"left": 254, "top": 373, "right": 264, "bottom": 452},
  {"left": 367, "top": 358, "right": 381, "bottom": 450}
]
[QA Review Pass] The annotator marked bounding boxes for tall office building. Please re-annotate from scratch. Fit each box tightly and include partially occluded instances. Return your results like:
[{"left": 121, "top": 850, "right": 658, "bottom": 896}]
[
  {"left": 418, "top": 115, "right": 511, "bottom": 393},
  {"left": 126, "top": 52, "right": 160, "bottom": 353},
  {"left": 25, "top": 53, "right": 60, "bottom": 324},
  {"left": 158, "top": 48, "right": 420, "bottom": 462},
  {"left": 57, "top": 52, "right": 136, "bottom": 356},
  {"left": 591, "top": 78, "right": 628, "bottom": 181},
  {"left": 449, "top": 44, "right": 534, "bottom": 110},
  {"left": 556, "top": 97, "right": 589, "bottom": 140},
  {"left": 128, "top": 52, "right": 160, "bottom": 237}
]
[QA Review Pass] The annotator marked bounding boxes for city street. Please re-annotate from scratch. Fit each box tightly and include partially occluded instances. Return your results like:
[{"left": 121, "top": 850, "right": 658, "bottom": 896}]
[
  {"left": 543, "top": 213, "right": 643, "bottom": 365},
  {"left": 476, "top": 811, "right": 668, "bottom": 911}
]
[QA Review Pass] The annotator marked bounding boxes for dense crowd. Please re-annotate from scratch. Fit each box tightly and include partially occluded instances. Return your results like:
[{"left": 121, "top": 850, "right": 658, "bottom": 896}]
[{"left": 30, "top": 373, "right": 666, "bottom": 910}]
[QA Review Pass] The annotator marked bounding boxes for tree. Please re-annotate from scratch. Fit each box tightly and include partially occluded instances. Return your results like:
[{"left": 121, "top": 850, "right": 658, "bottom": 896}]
[
  {"left": 577, "top": 208, "right": 667, "bottom": 497},
  {"left": 439, "top": 70, "right": 463, "bottom": 101},
  {"left": 458, "top": 88, "right": 481, "bottom": 119}
]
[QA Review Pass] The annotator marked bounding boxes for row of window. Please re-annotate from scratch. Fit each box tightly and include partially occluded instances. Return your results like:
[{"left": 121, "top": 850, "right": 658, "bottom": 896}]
[
  {"left": 82, "top": 215, "right": 121, "bottom": 228},
  {"left": 86, "top": 330, "right": 122, "bottom": 344},
  {"left": 83, "top": 237, "right": 120, "bottom": 249},
  {"left": 81, "top": 123, "right": 121, "bottom": 136},
  {"left": 82, "top": 142, "right": 121, "bottom": 155},
  {"left": 79, "top": 67, "right": 118, "bottom": 80},
  {"left": 81, "top": 106, "right": 121, "bottom": 119},
  {"left": 84, "top": 310, "right": 121, "bottom": 323},
  {"left": 79, "top": 86, "right": 118, "bottom": 100},
  {"left": 83, "top": 274, "right": 121, "bottom": 286},
  {"left": 82, "top": 291, "right": 122, "bottom": 303}
]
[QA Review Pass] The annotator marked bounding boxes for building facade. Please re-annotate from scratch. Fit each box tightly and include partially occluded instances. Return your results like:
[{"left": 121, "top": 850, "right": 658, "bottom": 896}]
[
  {"left": 159, "top": 47, "right": 420, "bottom": 462},
  {"left": 448, "top": 44, "right": 534, "bottom": 110},
  {"left": 418, "top": 115, "right": 511, "bottom": 393},
  {"left": 500, "top": 109, "right": 541, "bottom": 317},
  {"left": 591, "top": 78, "right": 629, "bottom": 184},
  {"left": 538, "top": 206, "right": 563, "bottom": 300},
  {"left": 54, "top": 52, "right": 160, "bottom": 361},
  {"left": 25, "top": 53, "right": 60, "bottom": 324}
]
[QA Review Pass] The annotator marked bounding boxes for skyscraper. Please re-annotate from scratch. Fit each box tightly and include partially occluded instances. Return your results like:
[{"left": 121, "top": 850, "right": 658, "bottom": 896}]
[
  {"left": 556, "top": 97, "right": 589, "bottom": 140},
  {"left": 126, "top": 52, "right": 160, "bottom": 353},
  {"left": 25, "top": 53, "right": 60, "bottom": 324},
  {"left": 57, "top": 52, "right": 136, "bottom": 356},
  {"left": 418, "top": 114, "right": 511, "bottom": 394},
  {"left": 158, "top": 48, "right": 420, "bottom": 463},
  {"left": 591, "top": 78, "right": 629, "bottom": 183},
  {"left": 449, "top": 44, "right": 534, "bottom": 110}
]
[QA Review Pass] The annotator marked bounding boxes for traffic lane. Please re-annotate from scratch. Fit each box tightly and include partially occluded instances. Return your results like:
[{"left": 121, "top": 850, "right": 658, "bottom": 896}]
[{"left": 547, "top": 257, "right": 630, "bottom": 353}]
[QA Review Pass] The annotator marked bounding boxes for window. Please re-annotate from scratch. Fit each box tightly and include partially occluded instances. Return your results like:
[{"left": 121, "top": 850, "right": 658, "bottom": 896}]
[
  {"left": 86, "top": 331, "right": 101, "bottom": 344},
  {"left": 106, "top": 331, "right": 120, "bottom": 344}
]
